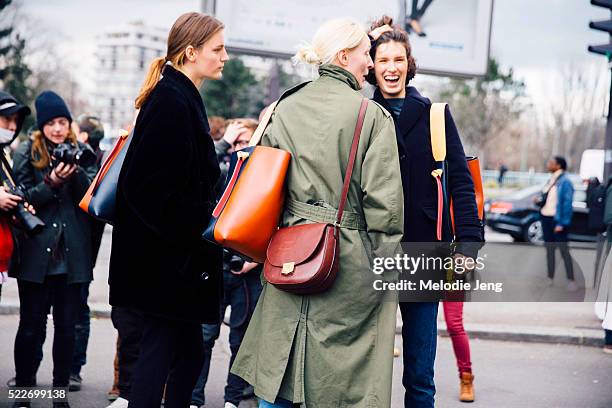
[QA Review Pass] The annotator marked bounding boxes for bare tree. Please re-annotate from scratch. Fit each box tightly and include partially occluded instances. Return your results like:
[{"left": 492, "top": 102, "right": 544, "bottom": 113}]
[{"left": 539, "top": 63, "right": 607, "bottom": 172}]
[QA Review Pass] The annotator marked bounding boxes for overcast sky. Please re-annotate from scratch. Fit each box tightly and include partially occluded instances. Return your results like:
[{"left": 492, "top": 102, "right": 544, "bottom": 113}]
[{"left": 20, "top": 0, "right": 612, "bottom": 109}]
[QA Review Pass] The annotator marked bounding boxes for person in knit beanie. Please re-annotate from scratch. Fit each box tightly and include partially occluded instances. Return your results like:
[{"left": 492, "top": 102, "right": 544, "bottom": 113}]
[{"left": 9, "top": 90, "right": 97, "bottom": 405}]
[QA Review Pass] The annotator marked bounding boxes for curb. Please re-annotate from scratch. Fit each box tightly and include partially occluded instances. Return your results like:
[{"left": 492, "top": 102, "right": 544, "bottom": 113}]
[
  {"left": 396, "top": 322, "right": 604, "bottom": 348},
  {"left": 0, "top": 302, "right": 111, "bottom": 319},
  {"left": 1, "top": 304, "right": 604, "bottom": 348}
]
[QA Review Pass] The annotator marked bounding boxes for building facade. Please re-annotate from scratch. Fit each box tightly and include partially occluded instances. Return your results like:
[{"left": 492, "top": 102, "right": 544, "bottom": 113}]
[{"left": 94, "top": 22, "right": 167, "bottom": 134}]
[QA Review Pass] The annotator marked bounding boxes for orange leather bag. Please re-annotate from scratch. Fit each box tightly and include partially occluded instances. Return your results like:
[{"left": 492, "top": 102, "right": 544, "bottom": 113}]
[
  {"left": 429, "top": 103, "right": 484, "bottom": 239},
  {"left": 263, "top": 98, "right": 369, "bottom": 294},
  {"left": 202, "top": 83, "right": 309, "bottom": 263}
]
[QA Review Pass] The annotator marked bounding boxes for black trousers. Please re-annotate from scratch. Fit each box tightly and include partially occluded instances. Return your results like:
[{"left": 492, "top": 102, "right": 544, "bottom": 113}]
[
  {"left": 128, "top": 313, "right": 204, "bottom": 408},
  {"left": 541, "top": 216, "right": 575, "bottom": 280},
  {"left": 411, "top": 0, "right": 434, "bottom": 20},
  {"left": 14, "top": 275, "right": 81, "bottom": 387},
  {"left": 110, "top": 306, "right": 144, "bottom": 400}
]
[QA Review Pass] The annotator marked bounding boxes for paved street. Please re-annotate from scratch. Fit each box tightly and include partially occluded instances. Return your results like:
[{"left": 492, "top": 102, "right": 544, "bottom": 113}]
[
  {"left": 0, "top": 315, "right": 611, "bottom": 408},
  {"left": 1, "top": 228, "right": 611, "bottom": 407}
]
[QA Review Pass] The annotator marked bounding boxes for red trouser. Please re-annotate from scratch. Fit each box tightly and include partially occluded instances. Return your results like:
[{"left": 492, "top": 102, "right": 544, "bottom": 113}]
[{"left": 443, "top": 301, "right": 472, "bottom": 374}]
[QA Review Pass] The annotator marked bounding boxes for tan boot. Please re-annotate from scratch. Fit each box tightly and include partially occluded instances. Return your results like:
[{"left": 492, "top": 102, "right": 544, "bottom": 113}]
[{"left": 459, "top": 372, "right": 475, "bottom": 402}]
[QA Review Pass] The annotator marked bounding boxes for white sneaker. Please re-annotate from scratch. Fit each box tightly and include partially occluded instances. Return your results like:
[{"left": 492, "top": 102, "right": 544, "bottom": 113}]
[
  {"left": 567, "top": 281, "right": 578, "bottom": 292},
  {"left": 190, "top": 405, "right": 199, "bottom": 408},
  {"left": 106, "top": 397, "right": 129, "bottom": 408},
  {"left": 224, "top": 403, "right": 238, "bottom": 408}
]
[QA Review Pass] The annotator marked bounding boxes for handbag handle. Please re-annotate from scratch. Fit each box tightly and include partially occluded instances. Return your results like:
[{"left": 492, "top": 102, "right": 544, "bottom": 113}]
[
  {"left": 336, "top": 98, "right": 369, "bottom": 226},
  {"left": 248, "top": 100, "right": 278, "bottom": 147}
]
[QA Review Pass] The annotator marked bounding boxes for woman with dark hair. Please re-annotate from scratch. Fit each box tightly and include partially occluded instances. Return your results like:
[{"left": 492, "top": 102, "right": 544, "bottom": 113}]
[
  {"left": 369, "top": 16, "right": 483, "bottom": 406},
  {"left": 10, "top": 90, "right": 97, "bottom": 408},
  {"left": 109, "top": 11, "right": 228, "bottom": 408}
]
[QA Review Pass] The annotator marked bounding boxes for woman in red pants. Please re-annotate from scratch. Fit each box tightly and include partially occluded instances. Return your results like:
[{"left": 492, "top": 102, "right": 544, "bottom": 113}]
[{"left": 443, "top": 300, "right": 474, "bottom": 402}]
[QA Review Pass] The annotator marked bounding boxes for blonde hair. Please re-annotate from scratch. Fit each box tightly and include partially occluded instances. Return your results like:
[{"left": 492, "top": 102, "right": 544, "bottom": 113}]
[
  {"left": 294, "top": 18, "right": 367, "bottom": 66},
  {"left": 226, "top": 118, "right": 258, "bottom": 133},
  {"left": 135, "top": 12, "right": 224, "bottom": 109},
  {"left": 30, "top": 129, "right": 78, "bottom": 170}
]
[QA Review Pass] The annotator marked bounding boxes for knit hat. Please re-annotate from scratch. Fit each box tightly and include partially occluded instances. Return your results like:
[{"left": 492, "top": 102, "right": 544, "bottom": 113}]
[{"left": 35, "top": 90, "right": 72, "bottom": 131}]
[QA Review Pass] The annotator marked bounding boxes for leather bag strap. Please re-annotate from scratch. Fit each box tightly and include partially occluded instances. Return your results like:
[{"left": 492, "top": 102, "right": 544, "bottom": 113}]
[
  {"left": 336, "top": 98, "right": 369, "bottom": 226},
  {"left": 249, "top": 81, "right": 311, "bottom": 147}
]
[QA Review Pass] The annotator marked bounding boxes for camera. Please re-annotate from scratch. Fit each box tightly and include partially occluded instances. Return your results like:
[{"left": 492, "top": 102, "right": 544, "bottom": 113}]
[
  {"left": 52, "top": 142, "right": 96, "bottom": 168},
  {"left": 8, "top": 185, "right": 45, "bottom": 234},
  {"left": 223, "top": 250, "right": 245, "bottom": 272}
]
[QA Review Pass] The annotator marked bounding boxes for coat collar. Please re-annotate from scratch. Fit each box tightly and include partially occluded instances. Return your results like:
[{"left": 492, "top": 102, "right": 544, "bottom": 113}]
[
  {"left": 162, "top": 65, "right": 209, "bottom": 131},
  {"left": 373, "top": 86, "right": 430, "bottom": 135},
  {"left": 318, "top": 64, "right": 360, "bottom": 91}
]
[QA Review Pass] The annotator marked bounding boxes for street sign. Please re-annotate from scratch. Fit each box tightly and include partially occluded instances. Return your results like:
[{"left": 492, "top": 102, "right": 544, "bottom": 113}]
[{"left": 212, "top": 0, "right": 494, "bottom": 78}]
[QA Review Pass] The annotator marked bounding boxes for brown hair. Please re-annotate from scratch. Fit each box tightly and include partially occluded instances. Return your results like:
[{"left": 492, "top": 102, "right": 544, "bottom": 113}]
[
  {"left": 208, "top": 115, "right": 226, "bottom": 140},
  {"left": 135, "top": 12, "right": 224, "bottom": 109},
  {"left": 30, "top": 129, "right": 79, "bottom": 170},
  {"left": 366, "top": 16, "right": 417, "bottom": 86}
]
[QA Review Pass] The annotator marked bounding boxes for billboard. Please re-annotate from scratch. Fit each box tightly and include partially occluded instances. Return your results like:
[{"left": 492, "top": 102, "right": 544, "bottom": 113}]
[{"left": 213, "top": 0, "right": 493, "bottom": 78}]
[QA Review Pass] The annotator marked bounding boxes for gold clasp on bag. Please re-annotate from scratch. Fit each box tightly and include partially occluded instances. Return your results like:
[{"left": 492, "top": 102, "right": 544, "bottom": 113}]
[{"left": 282, "top": 262, "right": 295, "bottom": 275}]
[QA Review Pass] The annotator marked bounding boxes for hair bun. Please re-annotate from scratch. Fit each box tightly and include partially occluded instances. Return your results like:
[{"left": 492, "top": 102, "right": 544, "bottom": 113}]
[
  {"left": 370, "top": 15, "right": 394, "bottom": 31},
  {"left": 294, "top": 43, "right": 322, "bottom": 65}
]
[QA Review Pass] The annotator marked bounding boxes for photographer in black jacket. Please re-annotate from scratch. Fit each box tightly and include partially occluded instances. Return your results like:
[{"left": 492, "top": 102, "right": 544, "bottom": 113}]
[
  {"left": 0, "top": 90, "right": 31, "bottom": 300},
  {"left": 9, "top": 90, "right": 97, "bottom": 408}
]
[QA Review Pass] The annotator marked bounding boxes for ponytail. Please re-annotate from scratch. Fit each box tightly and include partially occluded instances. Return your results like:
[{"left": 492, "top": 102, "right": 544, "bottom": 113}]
[
  {"left": 134, "top": 13, "right": 224, "bottom": 109},
  {"left": 135, "top": 56, "right": 166, "bottom": 109}
]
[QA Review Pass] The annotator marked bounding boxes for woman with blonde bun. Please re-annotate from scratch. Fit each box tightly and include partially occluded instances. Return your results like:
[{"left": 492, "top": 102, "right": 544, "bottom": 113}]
[{"left": 231, "top": 18, "right": 404, "bottom": 408}]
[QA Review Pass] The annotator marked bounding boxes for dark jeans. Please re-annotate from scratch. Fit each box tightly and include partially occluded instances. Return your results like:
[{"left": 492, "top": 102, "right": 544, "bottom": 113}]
[
  {"left": 71, "top": 283, "right": 91, "bottom": 376},
  {"left": 400, "top": 301, "right": 439, "bottom": 408},
  {"left": 110, "top": 306, "right": 143, "bottom": 400},
  {"left": 129, "top": 313, "right": 204, "bottom": 408},
  {"left": 605, "top": 329, "right": 612, "bottom": 345},
  {"left": 191, "top": 269, "right": 262, "bottom": 406},
  {"left": 541, "top": 216, "right": 575, "bottom": 281},
  {"left": 14, "top": 275, "right": 82, "bottom": 387}
]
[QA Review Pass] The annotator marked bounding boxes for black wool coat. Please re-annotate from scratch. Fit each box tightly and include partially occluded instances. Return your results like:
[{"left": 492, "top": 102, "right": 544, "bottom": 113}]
[
  {"left": 109, "top": 65, "right": 223, "bottom": 323},
  {"left": 373, "top": 87, "right": 483, "bottom": 256}
]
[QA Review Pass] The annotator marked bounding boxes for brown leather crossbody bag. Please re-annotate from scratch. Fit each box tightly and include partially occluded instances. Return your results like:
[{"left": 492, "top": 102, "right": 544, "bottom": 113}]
[{"left": 263, "top": 98, "right": 369, "bottom": 294}]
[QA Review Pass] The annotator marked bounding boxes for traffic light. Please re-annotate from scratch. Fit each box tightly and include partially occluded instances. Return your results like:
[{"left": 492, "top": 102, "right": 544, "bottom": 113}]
[{"left": 589, "top": 0, "right": 612, "bottom": 57}]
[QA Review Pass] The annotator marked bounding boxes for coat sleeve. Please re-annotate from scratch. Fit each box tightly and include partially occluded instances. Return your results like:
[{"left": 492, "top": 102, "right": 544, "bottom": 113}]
[
  {"left": 444, "top": 105, "right": 483, "bottom": 256},
  {"left": 120, "top": 95, "right": 210, "bottom": 244},
  {"left": 360, "top": 112, "right": 404, "bottom": 260},
  {"left": 555, "top": 178, "right": 574, "bottom": 228},
  {"left": 11, "top": 142, "right": 56, "bottom": 209}
]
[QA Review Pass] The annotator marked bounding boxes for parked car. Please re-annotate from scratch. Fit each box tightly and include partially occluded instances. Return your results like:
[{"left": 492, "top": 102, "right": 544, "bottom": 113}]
[{"left": 485, "top": 184, "right": 596, "bottom": 243}]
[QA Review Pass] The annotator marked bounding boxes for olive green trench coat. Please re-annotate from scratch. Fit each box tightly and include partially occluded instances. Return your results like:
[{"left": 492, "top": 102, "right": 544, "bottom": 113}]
[{"left": 231, "top": 64, "right": 404, "bottom": 407}]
